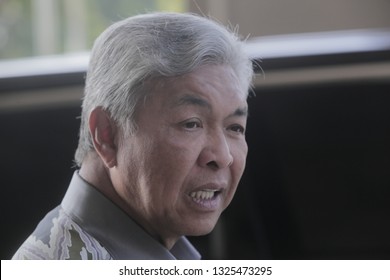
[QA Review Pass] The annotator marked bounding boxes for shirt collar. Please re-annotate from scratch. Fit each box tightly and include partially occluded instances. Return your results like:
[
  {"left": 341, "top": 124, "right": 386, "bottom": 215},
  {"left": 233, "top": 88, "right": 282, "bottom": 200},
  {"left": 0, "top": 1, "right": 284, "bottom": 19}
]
[{"left": 61, "top": 171, "right": 201, "bottom": 260}]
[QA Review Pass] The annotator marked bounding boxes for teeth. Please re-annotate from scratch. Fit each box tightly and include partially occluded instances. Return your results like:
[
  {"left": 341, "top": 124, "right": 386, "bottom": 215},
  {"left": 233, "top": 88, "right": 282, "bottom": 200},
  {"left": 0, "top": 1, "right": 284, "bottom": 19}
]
[{"left": 190, "top": 190, "right": 216, "bottom": 200}]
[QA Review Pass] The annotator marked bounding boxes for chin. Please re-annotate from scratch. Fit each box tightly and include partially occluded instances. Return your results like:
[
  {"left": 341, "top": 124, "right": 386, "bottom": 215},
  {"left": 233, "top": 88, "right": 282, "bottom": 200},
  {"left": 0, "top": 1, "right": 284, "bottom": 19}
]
[
  {"left": 184, "top": 217, "right": 220, "bottom": 237},
  {"left": 190, "top": 229, "right": 214, "bottom": 237}
]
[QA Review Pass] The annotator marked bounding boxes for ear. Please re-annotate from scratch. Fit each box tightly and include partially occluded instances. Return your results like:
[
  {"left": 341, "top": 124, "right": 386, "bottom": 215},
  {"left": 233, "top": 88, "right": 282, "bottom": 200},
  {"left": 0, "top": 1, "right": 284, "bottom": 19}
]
[{"left": 89, "top": 107, "right": 118, "bottom": 168}]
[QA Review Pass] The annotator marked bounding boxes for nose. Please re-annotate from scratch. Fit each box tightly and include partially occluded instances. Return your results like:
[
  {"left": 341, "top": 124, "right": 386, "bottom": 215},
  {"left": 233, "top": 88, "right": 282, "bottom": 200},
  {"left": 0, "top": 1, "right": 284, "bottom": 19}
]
[{"left": 198, "top": 130, "right": 233, "bottom": 170}]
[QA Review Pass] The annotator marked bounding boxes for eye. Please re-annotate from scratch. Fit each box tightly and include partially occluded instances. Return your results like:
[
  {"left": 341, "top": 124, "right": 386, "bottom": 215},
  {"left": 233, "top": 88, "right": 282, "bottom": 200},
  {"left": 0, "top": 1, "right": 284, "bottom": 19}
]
[
  {"left": 181, "top": 119, "right": 202, "bottom": 130},
  {"left": 228, "top": 124, "right": 246, "bottom": 135}
]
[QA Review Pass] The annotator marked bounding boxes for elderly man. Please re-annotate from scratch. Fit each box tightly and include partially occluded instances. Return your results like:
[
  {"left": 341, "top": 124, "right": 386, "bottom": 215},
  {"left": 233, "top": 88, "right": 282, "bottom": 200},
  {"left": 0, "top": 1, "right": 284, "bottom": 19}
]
[{"left": 12, "top": 12, "right": 253, "bottom": 260}]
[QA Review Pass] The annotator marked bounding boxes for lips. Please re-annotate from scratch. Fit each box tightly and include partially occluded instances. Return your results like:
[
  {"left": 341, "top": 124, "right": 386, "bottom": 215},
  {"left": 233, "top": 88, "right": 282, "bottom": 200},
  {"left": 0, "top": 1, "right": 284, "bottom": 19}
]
[
  {"left": 187, "top": 183, "right": 225, "bottom": 210},
  {"left": 190, "top": 189, "right": 218, "bottom": 200}
]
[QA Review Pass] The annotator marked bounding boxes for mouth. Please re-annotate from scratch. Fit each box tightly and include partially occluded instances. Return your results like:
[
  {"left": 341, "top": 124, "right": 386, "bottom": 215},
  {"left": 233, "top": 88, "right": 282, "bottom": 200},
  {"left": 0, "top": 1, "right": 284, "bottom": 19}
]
[
  {"left": 188, "top": 187, "right": 223, "bottom": 210},
  {"left": 189, "top": 189, "right": 221, "bottom": 201}
]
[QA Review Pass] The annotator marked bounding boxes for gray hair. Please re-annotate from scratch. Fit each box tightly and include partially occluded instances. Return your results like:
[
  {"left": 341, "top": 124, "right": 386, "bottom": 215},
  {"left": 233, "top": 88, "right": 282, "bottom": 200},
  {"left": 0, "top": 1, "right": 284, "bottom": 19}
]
[{"left": 74, "top": 12, "right": 253, "bottom": 166}]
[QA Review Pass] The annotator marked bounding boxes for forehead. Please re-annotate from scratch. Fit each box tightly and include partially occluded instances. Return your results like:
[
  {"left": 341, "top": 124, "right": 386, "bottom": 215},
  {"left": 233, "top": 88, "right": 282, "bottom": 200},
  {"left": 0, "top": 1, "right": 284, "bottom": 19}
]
[{"left": 151, "top": 65, "right": 248, "bottom": 109}]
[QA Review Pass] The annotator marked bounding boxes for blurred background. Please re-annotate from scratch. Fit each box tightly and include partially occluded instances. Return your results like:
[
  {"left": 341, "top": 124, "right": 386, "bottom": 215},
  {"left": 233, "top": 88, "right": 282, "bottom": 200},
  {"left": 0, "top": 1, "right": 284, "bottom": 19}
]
[{"left": 1, "top": 0, "right": 390, "bottom": 259}]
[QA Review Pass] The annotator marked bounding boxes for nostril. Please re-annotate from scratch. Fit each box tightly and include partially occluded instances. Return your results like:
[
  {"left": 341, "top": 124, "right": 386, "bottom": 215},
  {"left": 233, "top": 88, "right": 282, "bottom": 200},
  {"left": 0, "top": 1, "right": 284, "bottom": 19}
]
[{"left": 207, "top": 160, "right": 219, "bottom": 169}]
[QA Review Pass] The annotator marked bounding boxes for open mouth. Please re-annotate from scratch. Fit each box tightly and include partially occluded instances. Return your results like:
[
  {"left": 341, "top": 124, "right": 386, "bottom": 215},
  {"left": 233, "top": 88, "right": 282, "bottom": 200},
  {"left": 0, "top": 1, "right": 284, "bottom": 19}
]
[{"left": 189, "top": 189, "right": 221, "bottom": 202}]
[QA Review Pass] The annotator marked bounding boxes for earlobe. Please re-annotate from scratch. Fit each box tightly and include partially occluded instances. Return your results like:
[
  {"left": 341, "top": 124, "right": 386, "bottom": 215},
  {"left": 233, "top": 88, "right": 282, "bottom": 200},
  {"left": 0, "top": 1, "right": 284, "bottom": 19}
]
[{"left": 89, "top": 107, "right": 118, "bottom": 168}]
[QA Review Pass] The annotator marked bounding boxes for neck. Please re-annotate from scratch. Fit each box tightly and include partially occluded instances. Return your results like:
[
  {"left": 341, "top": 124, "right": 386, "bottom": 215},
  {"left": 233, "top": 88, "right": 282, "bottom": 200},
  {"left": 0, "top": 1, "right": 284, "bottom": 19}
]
[
  {"left": 79, "top": 153, "right": 113, "bottom": 196},
  {"left": 79, "top": 153, "right": 134, "bottom": 224}
]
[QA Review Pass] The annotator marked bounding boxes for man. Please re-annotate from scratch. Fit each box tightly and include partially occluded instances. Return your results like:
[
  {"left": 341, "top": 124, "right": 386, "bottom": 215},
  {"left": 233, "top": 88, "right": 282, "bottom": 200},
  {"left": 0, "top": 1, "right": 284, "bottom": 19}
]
[{"left": 12, "top": 12, "right": 253, "bottom": 259}]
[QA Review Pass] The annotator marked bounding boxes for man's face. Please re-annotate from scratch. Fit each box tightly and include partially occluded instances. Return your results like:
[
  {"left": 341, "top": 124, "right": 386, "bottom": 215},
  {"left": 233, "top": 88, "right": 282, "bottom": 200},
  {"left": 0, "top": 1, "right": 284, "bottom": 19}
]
[{"left": 114, "top": 64, "right": 248, "bottom": 246}]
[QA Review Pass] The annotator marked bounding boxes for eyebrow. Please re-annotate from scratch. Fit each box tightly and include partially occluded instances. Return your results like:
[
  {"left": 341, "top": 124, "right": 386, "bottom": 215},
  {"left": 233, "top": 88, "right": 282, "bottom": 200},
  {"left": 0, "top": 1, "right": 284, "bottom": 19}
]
[
  {"left": 173, "top": 94, "right": 248, "bottom": 118},
  {"left": 230, "top": 107, "right": 248, "bottom": 118},
  {"left": 173, "top": 95, "right": 211, "bottom": 110}
]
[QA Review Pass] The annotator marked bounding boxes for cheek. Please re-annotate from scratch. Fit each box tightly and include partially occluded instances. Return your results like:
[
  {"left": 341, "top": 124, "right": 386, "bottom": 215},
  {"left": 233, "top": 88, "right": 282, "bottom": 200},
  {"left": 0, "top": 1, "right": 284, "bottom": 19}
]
[
  {"left": 160, "top": 130, "right": 200, "bottom": 163},
  {"left": 226, "top": 142, "right": 248, "bottom": 194},
  {"left": 232, "top": 140, "right": 248, "bottom": 176},
  {"left": 147, "top": 137, "right": 199, "bottom": 187}
]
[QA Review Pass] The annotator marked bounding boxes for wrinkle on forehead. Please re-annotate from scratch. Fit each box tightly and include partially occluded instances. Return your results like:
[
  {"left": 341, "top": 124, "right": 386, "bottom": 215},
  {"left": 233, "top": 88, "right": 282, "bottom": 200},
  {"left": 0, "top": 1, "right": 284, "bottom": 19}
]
[
  {"left": 150, "top": 64, "right": 248, "bottom": 100},
  {"left": 188, "top": 65, "right": 247, "bottom": 100}
]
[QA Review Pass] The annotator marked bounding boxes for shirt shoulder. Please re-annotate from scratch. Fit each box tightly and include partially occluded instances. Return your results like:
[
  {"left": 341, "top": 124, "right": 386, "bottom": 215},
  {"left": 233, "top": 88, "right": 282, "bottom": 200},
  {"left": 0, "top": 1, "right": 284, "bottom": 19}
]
[{"left": 12, "top": 207, "right": 112, "bottom": 260}]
